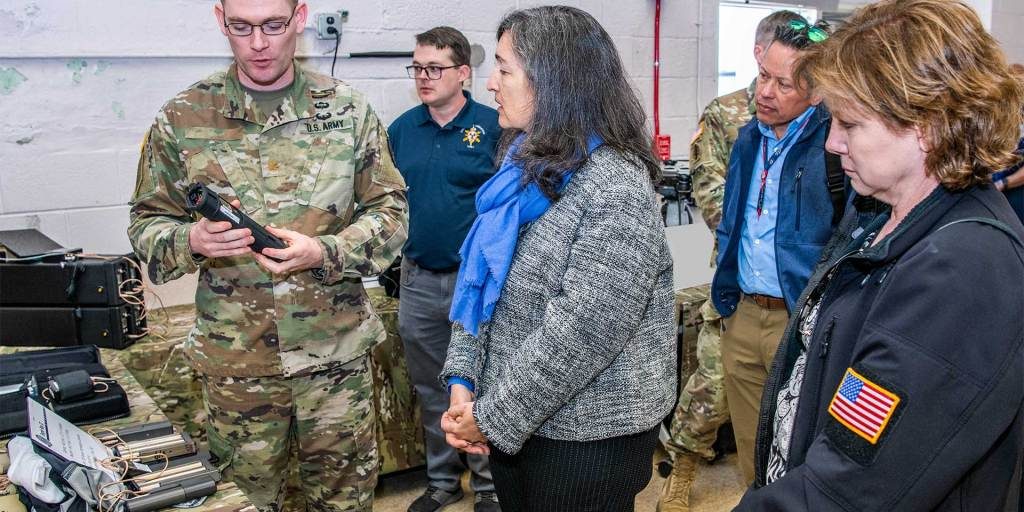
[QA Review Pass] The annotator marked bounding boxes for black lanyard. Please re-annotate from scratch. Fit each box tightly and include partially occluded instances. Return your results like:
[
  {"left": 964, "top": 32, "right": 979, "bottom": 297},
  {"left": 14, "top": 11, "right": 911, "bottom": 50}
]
[{"left": 755, "top": 115, "right": 813, "bottom": 218}]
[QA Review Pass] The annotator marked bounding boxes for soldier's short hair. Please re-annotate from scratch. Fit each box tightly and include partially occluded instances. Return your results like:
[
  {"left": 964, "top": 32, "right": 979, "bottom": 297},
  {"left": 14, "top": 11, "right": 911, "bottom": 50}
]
[
  {"left": 755, "top": 10, "right": 805, "bottom": 48},
  {"left": 415, "top": 26, "right": 471, "bottom": 67},
  {"left": 220, "top": 0, "right": 299, "bottom": 7}
]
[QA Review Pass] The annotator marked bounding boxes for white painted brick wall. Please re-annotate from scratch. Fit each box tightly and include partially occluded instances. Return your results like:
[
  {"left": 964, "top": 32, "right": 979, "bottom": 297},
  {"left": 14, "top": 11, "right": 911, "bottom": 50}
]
[
  {"left": 0, "top": 0, "right": 719, "bottom": 304},
  {"left": 0, "top": 1, "right": 720, "bottom": 303},
  {"left": 4, "top": 0, "right": 1019, "bottom": 305},
  {"left": 0, "top": 0, "right": 717, "bottom": 261}
]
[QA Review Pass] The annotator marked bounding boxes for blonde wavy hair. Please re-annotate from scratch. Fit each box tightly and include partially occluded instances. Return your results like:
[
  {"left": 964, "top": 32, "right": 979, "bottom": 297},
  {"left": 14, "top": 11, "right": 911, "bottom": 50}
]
[{"left": 797, "top": 0, "right": 1024, "bottom": 189}]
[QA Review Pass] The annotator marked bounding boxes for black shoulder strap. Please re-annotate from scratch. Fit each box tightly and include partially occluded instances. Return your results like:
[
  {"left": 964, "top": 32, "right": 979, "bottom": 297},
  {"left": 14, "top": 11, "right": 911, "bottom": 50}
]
[
  {"left": 937, "top": 217, "right": 1024, "bottom": 246},
  {"left": 823, "top": 120, "right": 846, "bottom": 226},
  {"left": 937, "top": 216, "right": 1024, "bottom": 264}
]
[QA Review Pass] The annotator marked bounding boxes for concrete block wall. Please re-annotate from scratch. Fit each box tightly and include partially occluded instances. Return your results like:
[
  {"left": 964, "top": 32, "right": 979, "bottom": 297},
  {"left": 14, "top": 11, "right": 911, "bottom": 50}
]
[
  {"left": 0, "top": 0, "right": 717, "bottom": 258},
  {"left": 994, "top": 0, "right": 1024, "bottom": 65},
  {"left": 4, "top": 1, "right": 1018, "bottom": 306}
]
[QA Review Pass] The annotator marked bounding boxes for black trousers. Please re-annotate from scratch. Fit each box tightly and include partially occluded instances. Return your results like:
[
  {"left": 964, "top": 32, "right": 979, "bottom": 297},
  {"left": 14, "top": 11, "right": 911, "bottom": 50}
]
[{"left": 488, "top": 426, "right": 660, "bottom": 512}]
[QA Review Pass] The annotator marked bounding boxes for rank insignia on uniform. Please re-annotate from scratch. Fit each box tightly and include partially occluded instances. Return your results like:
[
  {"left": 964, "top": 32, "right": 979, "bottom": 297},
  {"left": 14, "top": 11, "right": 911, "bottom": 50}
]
[
  {"left": 462, "top": 125, "right": 484, "bottom": 148},
  {"left": 828, "top": 368, "right": 900, "bottom": 444}
]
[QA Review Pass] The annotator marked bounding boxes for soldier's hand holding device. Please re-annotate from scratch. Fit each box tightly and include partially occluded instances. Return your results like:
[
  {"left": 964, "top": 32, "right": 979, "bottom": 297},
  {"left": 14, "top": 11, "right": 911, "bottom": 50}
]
[
  {"left": 187, "top": 207, "right": 255, "bottom": 259},
  {"left": 185, "top": 182, "right": 284, "bottom": 258},
  {"left": 185, "top": 182, "right": 323, "bottom": 274},
  {"left": 251, "top": 226, "right": 324, "bottom": 275}
]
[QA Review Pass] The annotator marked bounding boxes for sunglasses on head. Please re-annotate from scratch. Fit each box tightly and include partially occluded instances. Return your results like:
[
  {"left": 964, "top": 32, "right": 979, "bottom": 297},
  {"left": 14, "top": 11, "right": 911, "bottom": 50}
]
[{"left": 789, "top": 20, "right": 829, "bottom": 43}]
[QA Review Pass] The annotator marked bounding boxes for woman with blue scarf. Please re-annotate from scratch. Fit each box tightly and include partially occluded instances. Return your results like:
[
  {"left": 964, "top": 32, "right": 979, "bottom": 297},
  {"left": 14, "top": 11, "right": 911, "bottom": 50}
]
[{"left": 439, "top": 7, "right": 677, "bottom": 510}]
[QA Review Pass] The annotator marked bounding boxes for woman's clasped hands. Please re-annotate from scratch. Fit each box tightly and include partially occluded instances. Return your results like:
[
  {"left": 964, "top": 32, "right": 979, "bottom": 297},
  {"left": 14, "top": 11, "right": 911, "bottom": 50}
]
[{"left": 441, "top": 384, "right": 490, "bottom": 455}]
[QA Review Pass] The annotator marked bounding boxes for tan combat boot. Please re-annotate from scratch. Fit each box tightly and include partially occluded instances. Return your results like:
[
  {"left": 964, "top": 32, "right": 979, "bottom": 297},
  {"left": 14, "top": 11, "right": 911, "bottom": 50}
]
[{"left": 658, "top": 452, "right": 699, "bottom": 512}]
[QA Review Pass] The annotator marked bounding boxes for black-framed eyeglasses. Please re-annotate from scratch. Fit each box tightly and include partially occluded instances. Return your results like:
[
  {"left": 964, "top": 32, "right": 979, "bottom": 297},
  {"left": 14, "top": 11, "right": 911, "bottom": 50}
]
[
  {"left": 224, "top": 9, "right": 296, "bottom": 37},
  {"left": 405, "top": 65, "right": 459, "bottom": 80},
  {"left": 789, "top": 20, "right": 829, "bottom": 43}
]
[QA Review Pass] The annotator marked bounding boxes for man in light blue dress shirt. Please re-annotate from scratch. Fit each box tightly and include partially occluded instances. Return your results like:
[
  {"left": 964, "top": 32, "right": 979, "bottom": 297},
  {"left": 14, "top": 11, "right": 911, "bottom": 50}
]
[
  {"left": 736, "top": 105, "right": 817, "bottom": 300},
  {"left": 710, "top": 22, "right": 840, "bottom": 483}
]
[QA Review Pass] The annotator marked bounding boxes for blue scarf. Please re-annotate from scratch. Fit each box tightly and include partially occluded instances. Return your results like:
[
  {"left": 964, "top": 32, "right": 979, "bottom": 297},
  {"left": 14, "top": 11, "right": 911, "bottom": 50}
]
[{"left": 450, "top": 134, "right": 602, "bottom": 336}]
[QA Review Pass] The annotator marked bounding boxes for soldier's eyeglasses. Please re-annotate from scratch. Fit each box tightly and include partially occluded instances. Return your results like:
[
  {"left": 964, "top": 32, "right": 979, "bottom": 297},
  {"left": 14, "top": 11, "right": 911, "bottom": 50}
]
[
  {"left": 406, "top": 65, "right": 459, "bottom": 80},
  {"left": 789, "top": 20, "right": 829, "bottom": 43},
  {"left": 224, "top": 9, "right": 296, "bottom": 37}
]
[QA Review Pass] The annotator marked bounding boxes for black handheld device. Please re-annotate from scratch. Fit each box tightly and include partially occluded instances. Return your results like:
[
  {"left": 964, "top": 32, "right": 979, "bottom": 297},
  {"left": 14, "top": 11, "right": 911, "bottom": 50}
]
[
  {"left": 184, "top": 182, "right": 287, "bottom": 255},
  {"left": 123, "top": 475, "right": 219, "bottom": 512}
]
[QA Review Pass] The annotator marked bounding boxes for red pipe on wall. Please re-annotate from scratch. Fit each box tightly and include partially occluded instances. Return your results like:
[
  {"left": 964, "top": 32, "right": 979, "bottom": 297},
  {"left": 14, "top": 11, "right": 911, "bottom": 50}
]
[
  {"left": 653, "top": 0, "right": 672, "bottom": 161},
  {"left": 654, "top": 0, "right": 661, "bottom": 137}
]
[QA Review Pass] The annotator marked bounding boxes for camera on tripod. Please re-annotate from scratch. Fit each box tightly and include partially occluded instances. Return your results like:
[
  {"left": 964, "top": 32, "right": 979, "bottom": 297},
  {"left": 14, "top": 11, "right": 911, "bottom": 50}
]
[{"left": 657, "top": 159, "right": 695, "bottom": 227}]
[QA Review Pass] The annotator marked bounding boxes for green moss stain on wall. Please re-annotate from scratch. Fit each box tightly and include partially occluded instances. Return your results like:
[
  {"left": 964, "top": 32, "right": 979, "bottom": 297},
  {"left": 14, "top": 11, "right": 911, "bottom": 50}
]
[
  {"left": 67, "top": 59, "right": 87, "bottom": 84},
  {"left": 0, "top": 67, "right": 27, "bottom": 95}
]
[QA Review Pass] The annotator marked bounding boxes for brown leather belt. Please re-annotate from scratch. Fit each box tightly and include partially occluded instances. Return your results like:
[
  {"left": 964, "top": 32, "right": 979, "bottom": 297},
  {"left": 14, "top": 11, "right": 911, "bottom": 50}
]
[{"left": 743, "top": 293, "right": 787, "bottom": 310}]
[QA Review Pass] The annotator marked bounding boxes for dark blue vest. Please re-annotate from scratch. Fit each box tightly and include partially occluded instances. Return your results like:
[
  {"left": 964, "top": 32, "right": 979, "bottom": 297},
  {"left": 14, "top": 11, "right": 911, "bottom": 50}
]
[{"left": 712, "top": 105, "right": 836, "bottom": 315}]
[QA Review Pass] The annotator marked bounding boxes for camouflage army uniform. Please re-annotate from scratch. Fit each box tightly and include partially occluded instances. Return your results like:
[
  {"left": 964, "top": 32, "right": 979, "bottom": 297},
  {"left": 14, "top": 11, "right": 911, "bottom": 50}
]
[
  {"left": 666, "top": 80, "right": 755, "bottom": 460},
  {"left": 128, "top": 62, "right": 408, "bottom": 512}
]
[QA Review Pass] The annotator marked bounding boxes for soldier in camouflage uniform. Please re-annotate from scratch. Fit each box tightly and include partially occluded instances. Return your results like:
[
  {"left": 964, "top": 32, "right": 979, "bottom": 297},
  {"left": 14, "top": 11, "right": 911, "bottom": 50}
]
[
  {"left": 659, "top": 11, "right": 804, "bottom": 512},
  {"left": 127, "top": 1, "right": 407, "bottom": 510}
]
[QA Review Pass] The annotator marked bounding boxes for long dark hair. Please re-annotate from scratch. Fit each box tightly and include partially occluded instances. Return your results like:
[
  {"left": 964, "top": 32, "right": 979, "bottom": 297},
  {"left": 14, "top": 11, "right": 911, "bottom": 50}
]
[{"left": 496, "top": 6, "right": 660, "bottom": 200}]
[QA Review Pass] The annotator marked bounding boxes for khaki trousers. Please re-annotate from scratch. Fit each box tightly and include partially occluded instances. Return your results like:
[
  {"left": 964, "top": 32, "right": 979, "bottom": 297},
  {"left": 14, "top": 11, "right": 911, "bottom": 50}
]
[{"left": 721, "top": 296, "right": 789, "bottom": 483}]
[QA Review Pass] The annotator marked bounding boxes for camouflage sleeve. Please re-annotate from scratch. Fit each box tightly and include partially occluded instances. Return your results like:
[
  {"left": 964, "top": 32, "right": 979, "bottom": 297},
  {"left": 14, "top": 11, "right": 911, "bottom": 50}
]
[
  {"left": 127, "top": 115, "right": 200, "bottom": 285},
  {"left": 316, "top": 101, "right": 408, "bottom": 285},
  {"left": 689, "top": 101, "right": 729, "bottom": 233}
]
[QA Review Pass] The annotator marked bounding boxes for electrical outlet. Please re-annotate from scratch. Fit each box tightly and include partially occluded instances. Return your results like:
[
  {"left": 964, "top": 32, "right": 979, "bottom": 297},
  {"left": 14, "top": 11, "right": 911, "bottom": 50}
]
[{"left": 316, "top": 11, "right": 347, "bottom": 40}]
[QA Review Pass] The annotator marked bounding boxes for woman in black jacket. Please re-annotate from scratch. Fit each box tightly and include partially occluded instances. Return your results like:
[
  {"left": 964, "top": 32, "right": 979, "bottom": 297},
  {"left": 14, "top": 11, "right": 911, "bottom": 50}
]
[{"left": 736, "top": 1, "right": 1024, "bottom": 510}]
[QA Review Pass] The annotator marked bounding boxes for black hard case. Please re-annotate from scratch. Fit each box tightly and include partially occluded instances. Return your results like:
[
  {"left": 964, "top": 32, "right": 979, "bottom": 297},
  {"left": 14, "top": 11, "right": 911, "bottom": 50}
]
[
  {"left": 0, "top": 345, "right": 131, "bottom": 437},
  {"left": 0, "top": 255, "right": 141, "bottom": 306},
  {"left": 0, "top": 302, "right": 145, "bottom": 349}
]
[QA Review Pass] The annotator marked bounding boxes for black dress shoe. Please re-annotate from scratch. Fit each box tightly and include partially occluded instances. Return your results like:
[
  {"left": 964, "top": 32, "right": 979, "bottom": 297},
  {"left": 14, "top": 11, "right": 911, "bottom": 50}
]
[
  {"left": 474, "top": 491, "right": 501, "bottom": 512},
  {"left": 408, "top": 486, "right": 464, "bottom": 512}
]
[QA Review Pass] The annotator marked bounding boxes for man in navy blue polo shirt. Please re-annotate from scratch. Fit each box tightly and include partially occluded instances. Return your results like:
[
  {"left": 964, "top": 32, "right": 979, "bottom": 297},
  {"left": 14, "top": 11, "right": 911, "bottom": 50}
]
[{"left": 387, "top": 26, "right": 501, "bottom": 512}]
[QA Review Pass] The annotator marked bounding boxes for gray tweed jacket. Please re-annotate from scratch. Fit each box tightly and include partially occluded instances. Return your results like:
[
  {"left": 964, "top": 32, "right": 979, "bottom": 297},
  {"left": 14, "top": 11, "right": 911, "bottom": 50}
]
[{"left": 440, "top": 147, "right": 677, "bottom": 455}]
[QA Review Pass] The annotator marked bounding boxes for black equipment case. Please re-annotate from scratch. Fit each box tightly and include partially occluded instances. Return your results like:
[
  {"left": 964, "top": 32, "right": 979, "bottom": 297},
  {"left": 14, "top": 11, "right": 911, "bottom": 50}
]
[
  {"left": 0, "top": 252, "right": 147, "bottom": 349},
  {"left": 0, "top": 254, "right": 142, "bottom": 306},
  {"left": 0, "top": 302, "right": 146, "bottom": 349},
  {"left": 0, "top": 345, "right": 131, "bottom": 437}
]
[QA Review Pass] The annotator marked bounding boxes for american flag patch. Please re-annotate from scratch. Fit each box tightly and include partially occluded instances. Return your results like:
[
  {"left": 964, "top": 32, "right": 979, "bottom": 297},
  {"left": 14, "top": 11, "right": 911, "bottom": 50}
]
[{"left": 828, "top": 368, "right": 900, "bottom": 444}]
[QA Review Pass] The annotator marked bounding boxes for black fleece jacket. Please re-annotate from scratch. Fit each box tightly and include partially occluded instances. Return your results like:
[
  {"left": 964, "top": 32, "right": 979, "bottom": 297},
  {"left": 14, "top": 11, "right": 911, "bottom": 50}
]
[{"left": 736, "top": 185, "right": 1024, "bottom": 511}]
